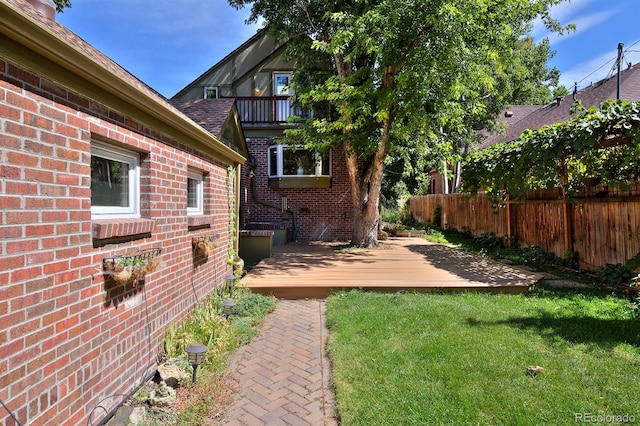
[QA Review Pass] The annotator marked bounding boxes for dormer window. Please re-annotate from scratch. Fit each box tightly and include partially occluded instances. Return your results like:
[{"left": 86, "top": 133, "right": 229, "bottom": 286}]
[{"left": 203, "top": 87, "right": 218, "bottom": 99}]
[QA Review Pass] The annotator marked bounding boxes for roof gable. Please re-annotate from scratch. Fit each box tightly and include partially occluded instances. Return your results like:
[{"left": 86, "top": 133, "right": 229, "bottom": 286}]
[
  {"left": 170, "top": 99, "right": 249, "bottom": 158},
  {"left": 172, "top": 31, "right": 292, "bottom": 99}
]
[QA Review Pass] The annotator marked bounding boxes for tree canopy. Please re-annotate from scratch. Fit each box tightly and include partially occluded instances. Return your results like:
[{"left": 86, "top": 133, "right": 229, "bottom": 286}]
[
  {"left": 462, "top": 99, "right": 640, "bottom": 199},
  {"left": 229, "top": 0, "right": 569, "bottom": 246},
  {"left": 382, "top": 33, "right": 565, "bottom": 202},
  {"left": 52, "top": 0, "right": 71, "bottom": 12}
]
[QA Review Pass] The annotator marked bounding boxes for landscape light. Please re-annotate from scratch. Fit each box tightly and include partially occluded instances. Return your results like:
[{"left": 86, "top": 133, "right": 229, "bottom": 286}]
[{"left": 185, "top": 342, "right": 207, "bottom": 384}]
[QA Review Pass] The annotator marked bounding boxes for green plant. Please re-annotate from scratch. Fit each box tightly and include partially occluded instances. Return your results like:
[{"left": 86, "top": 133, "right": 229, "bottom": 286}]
[
  {"left": 595, "top": 263, "right": 634, "bottom": 286},
  {"left": 226, "top": 166, "right": 237, "bottom": 266},
  {"left": 472, "top": 232, "right": 504, "bottom": 248},
  {"left": 432, "top": 204, "right": 442, "bottom": 228},
  {"left": 625, "top": 251, "right": 640, "bottom": 271},
  {"left": 562, "top": 250, "right": 579, "bottom": 270},
  {"left": 327, "top": 289, "right": 640, "bottom": 425},
  {"left": 162, "top": 288, "right": 275, "bottom": 370},
  {"left": 422, "top": 228, "right": 448, "bottom": 244},
  {"left": 463, "top": 100, "right": 640, "bottom": 200}
]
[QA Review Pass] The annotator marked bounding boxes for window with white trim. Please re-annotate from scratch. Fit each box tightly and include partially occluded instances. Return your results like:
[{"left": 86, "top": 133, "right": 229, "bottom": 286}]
[
  {"left": 187, "top": 170, "right": 204, "bottom": 215},
  {"left": 90, "top": 142, "right": 140, "bottom": 219},
  {"left": 203, "top": 87, "right": 218, "bottom": 99},
  {"left": 268, "top": 145, "right": 330, "bottom": 177}
]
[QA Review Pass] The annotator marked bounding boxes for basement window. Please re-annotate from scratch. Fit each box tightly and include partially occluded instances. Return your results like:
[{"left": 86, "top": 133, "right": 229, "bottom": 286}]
[{"left": 91, "top": 142, "right": 140, "bottom": 219}]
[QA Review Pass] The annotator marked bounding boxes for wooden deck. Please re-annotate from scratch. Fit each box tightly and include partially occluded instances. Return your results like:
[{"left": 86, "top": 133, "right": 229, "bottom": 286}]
[{"left": 240, "top": 238, "right": 544, "bottom": 299}]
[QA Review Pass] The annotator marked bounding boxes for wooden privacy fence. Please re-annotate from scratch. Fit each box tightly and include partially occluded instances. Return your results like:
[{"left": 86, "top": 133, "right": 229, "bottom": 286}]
[{"left": 409, "top": 183, "right": 640, "bottom": 271}]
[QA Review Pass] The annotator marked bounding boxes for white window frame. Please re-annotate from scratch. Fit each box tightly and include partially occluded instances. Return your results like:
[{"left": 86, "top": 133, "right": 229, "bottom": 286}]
[
  {"left": 203, "top": 87, "right": 218, "bottom": 99},
  {"left": 268, "top": 145, "right": 330, "bottom": 178},
  {"left": 187, "top": 170, "right": 204, "bottom": 216},
  {"left": 273, "top": 72, "right": 294, "bottom": 96},
  {"left": 90, "top": 142, "right": 140, "bottom": 219}
]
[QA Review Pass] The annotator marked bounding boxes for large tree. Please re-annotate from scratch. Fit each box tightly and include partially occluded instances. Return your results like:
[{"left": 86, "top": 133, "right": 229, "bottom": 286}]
[
  {"left": 230, "top": 0, "right": 568, "bottom": 247},
  {"left": 52, "top": 0, "right": 71, "bottom": 12}
]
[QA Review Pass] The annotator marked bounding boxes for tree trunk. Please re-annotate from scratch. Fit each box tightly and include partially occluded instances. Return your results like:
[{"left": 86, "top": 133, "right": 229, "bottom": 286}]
[
  {"left": 347, "top": 68, "right": 397, "bottom": 247},
  {"left": 346, "top": 152, "right": 383, "bottom": 247},
  {"left": 335, "top": 58, "right": 397, "bottom": 248}
]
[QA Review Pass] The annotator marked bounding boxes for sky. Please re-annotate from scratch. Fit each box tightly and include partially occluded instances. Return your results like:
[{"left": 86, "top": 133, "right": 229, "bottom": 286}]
[{"left": 55, "top": 0, "right": 640, "bottom": 99}]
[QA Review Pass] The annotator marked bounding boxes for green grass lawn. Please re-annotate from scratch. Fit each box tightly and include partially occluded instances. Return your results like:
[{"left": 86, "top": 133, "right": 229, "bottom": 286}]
[{"left": 326, "top": 288, "right": 640, "bottom": 425}]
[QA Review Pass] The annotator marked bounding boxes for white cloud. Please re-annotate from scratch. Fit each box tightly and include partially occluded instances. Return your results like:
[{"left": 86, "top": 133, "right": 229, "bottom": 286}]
[
  {"left": 531, "top": 0, "right": 619, "bottom": 46},
  {"left": 547, "top": 0, "right": 595, "bottom": 23},
  {"left": 544, "top": 10, "right": 616, "bottom": 45}
]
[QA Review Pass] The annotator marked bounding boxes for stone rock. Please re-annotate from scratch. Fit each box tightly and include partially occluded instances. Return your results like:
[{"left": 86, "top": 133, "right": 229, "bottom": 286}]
[
  {"left": 526, "top": 365, "right": 545, "bottom": 376},
  {"left": 149, "top": 381, "right": 177, "bottom": 407},
  {"left": 157, "top": 359, "right": 189, "bottom": 388},
  {"left": 128, "top": 407, "right": 146, "bottom": 424}
]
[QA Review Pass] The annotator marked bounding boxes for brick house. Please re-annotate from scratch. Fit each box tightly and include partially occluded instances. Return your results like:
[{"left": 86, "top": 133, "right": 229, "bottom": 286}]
[
  {"left": 0, "top": 1, "right": 246, "bottom": 425},
  {"left": 172, "top": 31, "right": 354, "bottom": 242}
]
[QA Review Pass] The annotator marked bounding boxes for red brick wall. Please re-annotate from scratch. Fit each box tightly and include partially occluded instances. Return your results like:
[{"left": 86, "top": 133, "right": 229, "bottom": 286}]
[
  {"left": 240, "top": 137, "right": 353, "bottom": 241},
  {"left": 0, "top": 59, "right": 234, "bottom": 426}
]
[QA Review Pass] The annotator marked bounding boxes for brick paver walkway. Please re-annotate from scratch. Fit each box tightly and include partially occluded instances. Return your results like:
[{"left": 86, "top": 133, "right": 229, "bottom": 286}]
[{"left": 219, "top": 299, "right": 337, "bottom": 425}]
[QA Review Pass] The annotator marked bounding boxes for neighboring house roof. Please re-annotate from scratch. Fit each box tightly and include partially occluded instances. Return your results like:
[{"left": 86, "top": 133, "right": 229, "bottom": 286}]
[
  {"left": 480, "top": 62, "right": 640, "bottom": 148},
  {"left": 1, "top": 0, "right": 246, "bottom": 165},
  {"left": 170, "top": 98, "right": 249, "bottom": 157},
  {"left": 477, "top": 105, "right": 541, "bottom": 150}
]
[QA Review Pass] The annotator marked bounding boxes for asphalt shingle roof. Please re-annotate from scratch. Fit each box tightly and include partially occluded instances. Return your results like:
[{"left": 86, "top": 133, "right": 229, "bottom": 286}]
[
  {"left": 169, "top": 99, "right": 237, "bottom": 138},
  {"left": 480, "top": 62, "right": 640, "bottom": 148}
]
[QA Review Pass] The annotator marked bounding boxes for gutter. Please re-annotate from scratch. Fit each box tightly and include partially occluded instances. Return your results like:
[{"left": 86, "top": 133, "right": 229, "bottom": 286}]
[{"left": 0, "top": 0, "right": 245, "bottom": 166}]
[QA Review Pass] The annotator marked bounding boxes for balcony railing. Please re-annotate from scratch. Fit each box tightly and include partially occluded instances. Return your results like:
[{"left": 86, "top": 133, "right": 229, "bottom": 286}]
[{"left": 233, "top": 96, "right": 312, "bottom": 124}]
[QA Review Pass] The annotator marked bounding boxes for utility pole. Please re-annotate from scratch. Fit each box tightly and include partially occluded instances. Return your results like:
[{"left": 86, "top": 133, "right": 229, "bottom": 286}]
[{"left": 617, "top": 42, "right": 623, "bottom": 100}]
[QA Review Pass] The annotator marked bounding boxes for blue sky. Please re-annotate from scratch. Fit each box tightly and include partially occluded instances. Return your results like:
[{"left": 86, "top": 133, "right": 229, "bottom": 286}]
[{"left": 56, "top": 0, "right": 640, "bottom": 99}]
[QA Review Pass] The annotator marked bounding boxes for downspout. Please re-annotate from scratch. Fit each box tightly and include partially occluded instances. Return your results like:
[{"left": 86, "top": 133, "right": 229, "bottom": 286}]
[
  {"left": 246, "top": 158, "right": 297, "bottom": 241},
  {"left": 235, "top": 164, "right": 242, "bottom": 259}
]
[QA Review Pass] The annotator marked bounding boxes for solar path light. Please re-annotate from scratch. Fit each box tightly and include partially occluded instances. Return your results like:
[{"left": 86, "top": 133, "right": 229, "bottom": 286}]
[{"left": 185, "top": 342, "right": 207, "bottom": 384}]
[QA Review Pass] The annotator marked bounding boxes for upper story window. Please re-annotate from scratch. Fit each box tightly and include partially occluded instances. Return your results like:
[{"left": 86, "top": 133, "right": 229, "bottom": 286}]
[
  {"left": 187, "top": 170, "right": 204, "bottom": 216},
  {"left": 203, "top": 87, "right": 218, "bottom": 99},
  {"left": 91, "top": 141, "right": 140, "bottom": 219},
  {"left": 273, "top": 72, "right": 293, "bottom": 96},
  {"left": 268, "top": 145, "right": 330, "bottom": 177}
]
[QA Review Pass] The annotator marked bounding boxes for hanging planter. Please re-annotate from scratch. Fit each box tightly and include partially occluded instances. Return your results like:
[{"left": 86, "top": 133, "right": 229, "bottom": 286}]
[
  {"left": 192, "top": 235, "right": 220, "bottom": 257},
  {"left": 102, "top": 248, "right": 162, "bottom": 285}
]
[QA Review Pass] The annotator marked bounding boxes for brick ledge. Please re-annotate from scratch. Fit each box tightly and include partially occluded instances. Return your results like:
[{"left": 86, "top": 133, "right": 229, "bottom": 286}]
[
  {"left": 187, "top": 215, "right": 214, "bottom": 228},
  {"left": 92, "top": 218, "right": 156, "bottom": 240}
]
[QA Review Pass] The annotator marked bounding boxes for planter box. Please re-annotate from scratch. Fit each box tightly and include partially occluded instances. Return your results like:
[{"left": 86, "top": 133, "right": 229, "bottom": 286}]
[
  {"left": 239, "top": 230, "right": 274, "bottom": 265},
  {"left": 395, "top": 229, "right": 426, "bottom": 238}
]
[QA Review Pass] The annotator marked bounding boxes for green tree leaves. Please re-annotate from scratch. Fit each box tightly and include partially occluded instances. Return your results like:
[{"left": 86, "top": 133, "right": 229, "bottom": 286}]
[
  {"left": 463, "top": 100, "right": 640, "bottom": 199},
  {"left": 229, "top": 0, "right": 569, "bottom": 245}
]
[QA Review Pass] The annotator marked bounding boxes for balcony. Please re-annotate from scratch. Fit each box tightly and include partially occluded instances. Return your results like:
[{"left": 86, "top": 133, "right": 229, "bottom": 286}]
[{"left": 234, "top": 96, "right": 311, "bottom": 125}]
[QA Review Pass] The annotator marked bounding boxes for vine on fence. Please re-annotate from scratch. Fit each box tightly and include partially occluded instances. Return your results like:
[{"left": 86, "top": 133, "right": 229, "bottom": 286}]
[
  {"left": 226, "top": 166, "right": 237, "bottom": 267},
  {"left": 462, "top": 99, "right": 640, "bottom": 200}
]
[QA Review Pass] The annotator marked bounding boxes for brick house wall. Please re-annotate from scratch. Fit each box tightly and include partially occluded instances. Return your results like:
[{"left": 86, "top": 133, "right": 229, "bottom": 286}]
[
  {"left": 240, "top": 137, "right": 353, "bottom": 241},
  {"left": 0, "top": 56, "right": 236, "bottom": 426}
]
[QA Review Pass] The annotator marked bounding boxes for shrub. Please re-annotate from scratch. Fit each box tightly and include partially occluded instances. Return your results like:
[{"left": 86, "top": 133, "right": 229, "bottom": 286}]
[
  {"left": 595, "top": 263, "right": 634, "bottom": 286},
  {"left": 472, "top": 232, "right": 503, "bottom": 249}
]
